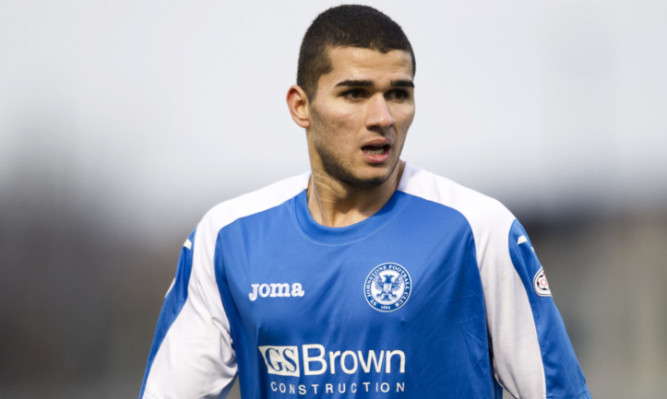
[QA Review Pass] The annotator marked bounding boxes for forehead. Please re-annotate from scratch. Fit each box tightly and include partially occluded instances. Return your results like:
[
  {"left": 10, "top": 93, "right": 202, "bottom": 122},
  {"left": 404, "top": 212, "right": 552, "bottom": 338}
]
[{"left": 322, "top": 46, "right": 414, "bottom": 84}]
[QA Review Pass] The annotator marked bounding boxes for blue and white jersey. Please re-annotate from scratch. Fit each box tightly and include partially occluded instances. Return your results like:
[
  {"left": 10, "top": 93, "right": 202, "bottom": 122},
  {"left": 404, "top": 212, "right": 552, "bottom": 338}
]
[{"left": 140, "top": 163, "right": 590, "bottom": 399}]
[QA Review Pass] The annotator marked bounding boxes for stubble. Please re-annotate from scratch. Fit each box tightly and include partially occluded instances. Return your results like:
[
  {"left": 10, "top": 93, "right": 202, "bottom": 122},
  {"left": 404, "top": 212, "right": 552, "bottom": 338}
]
[{"left": 310, "top": 107, "right": 400, "bottom": 188}]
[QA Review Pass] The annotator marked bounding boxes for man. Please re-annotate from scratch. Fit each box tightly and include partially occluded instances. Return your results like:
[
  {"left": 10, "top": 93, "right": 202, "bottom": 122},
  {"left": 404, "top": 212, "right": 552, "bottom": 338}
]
[{"left": 140, "top": 5, "right": 591, "bottom": 398}]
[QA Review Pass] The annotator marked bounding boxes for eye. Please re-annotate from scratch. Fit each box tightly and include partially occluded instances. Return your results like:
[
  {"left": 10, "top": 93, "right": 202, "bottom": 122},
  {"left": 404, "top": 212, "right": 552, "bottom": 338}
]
[
  {"left": 386, "top": 89, "right": 410, "bottom": 101},
  {"left": 342, "top": 89, "right": 369, "bottom": 100}
]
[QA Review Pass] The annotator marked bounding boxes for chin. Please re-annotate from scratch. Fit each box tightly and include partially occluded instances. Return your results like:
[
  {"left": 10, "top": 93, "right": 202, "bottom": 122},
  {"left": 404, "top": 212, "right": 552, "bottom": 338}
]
[
  {"left": 341, "top": 168, "right": 396, "bottom": 188},
  {"left": 353, "top": 176, "right": 389, "bottom": 188},
  {"left": 319, "top": 152, "right": 400, "bottom": 188}
]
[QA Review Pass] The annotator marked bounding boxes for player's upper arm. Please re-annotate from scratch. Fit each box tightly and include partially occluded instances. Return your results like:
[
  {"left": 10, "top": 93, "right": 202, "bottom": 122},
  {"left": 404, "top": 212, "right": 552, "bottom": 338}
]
[
  {"left": 484, "top": 220, "right": 590, "bottom": 398},
  {"left": 139, "top": 224, "right": 237, "bottom": 399}
]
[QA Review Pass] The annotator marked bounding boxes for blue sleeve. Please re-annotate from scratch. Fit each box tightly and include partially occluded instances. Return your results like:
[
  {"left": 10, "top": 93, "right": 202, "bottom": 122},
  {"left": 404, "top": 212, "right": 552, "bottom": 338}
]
[{"left": 507, "top": 220, "right": 591, "bottom": 398}]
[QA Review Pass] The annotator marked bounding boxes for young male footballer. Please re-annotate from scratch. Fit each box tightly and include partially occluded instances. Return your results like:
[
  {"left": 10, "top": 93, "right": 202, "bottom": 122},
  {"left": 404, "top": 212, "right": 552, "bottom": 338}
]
[{"left": 140, "top": 5, "right": 591, "bottom": 398}]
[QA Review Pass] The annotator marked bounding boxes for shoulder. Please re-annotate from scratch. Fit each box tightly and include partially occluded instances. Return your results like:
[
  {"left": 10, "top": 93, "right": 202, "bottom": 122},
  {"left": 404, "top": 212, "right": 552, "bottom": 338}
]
[
  {"left": 199, "top": 172, "right": 310, "bottom": 235},
  {"left": 398, "top": 163, "right": 516, "bottom": 240}
]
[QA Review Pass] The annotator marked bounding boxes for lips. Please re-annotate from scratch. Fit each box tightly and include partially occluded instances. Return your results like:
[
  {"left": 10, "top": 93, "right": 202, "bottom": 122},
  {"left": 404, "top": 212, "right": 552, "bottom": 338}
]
[
  {"left": 361, "top": 142, "right": 392, "bottom": 163},
  {"left": 362, "top": 144, "right": 390, "bottom": 155}
]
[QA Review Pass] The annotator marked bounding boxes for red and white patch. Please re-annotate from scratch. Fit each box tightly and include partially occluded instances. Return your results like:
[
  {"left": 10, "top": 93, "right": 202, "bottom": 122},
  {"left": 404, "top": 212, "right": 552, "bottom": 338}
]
[{"left": 533, "top": 268, "right": 552, "bottom": 297}]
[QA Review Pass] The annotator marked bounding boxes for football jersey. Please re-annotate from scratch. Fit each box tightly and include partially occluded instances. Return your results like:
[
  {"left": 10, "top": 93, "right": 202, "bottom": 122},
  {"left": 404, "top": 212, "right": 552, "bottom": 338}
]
[{"left": 140, "top": 163, "right": 591, "bottom": 398}]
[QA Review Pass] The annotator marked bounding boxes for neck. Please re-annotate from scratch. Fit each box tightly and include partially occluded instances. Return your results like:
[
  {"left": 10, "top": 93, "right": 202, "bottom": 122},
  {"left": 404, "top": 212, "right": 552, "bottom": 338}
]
[{"left": 307, "top": 161, "right": 405, "bottom": 227}]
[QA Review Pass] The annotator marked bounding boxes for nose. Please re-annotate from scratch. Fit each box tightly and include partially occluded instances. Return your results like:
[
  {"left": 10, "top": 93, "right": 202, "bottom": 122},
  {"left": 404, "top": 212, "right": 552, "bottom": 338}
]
[{"left": 366, "top": 94, "right": 396, "bottom": 132}]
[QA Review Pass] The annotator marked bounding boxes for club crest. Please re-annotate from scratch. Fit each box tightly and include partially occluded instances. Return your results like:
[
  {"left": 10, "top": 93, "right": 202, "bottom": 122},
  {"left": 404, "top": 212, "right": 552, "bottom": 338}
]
[{"left": 364, "top": 263, "right": 412, "bottom": 312}]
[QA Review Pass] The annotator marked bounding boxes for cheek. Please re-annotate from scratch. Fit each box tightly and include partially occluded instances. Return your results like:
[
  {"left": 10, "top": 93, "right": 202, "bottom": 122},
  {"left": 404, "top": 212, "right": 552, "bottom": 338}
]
[
  {"left": 396, "top": 108, "right": 415, "bottom": 131},
  {"left": 320, "top": 109, "right": 359, "bottom": 138}
]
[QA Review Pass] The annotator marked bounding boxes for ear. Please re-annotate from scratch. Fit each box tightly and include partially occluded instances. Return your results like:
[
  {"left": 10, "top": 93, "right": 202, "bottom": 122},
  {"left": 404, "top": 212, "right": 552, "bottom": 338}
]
[{"left": 286, "top": 85, "right": 310, "bottom": 129}]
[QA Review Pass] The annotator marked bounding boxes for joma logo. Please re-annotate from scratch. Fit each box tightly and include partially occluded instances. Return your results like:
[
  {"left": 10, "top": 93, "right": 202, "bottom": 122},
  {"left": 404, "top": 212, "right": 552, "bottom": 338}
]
[{"left": 249, "top": 283, "right": 305, "bottom": 302}]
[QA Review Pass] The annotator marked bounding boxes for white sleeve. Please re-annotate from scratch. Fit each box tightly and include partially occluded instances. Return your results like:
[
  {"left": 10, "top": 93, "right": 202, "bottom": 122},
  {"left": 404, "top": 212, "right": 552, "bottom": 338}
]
[
  {"left": 139, "top": 223, "right": 237, "bottom": 399},
  {"left": 481, "top": 219, "right": 590, "bottom": 398}
]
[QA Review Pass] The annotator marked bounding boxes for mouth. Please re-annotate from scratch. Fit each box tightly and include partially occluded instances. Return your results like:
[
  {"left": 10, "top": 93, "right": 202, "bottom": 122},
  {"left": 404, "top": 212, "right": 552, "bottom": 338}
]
[
  {"left": 362, "top": 144, "right": 391, "bottom": 155},
  {"left": 361, "top": 143, "right": 392, "bottom": 164}
]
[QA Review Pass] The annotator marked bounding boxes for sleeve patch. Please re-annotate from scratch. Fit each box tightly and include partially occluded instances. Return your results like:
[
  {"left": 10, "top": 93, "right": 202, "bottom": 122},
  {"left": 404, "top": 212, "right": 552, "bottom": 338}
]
[{"left": 533, "top": 267, "right": 552, "bottom": 297}]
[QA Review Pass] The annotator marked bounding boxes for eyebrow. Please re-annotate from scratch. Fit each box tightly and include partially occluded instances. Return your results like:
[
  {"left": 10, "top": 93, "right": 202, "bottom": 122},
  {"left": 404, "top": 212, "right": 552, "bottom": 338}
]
[
  {"left": 335, "top": 79, "right": 415, "bottom": 88},
  {"left": 391, "top": 80, "right": 415, "bottom": 88}
]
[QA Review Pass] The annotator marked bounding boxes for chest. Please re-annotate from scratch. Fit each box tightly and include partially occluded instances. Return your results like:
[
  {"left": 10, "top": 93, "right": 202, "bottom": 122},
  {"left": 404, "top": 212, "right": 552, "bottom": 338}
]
[{"left": 215, "top": 211, "right": 484, "bottom": 343}]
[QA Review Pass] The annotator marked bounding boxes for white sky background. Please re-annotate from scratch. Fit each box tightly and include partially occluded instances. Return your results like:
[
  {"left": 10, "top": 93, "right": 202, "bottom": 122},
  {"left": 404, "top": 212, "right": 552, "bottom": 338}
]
[{"left": 1, "top": 0, "right": 666, "bottom": 238}]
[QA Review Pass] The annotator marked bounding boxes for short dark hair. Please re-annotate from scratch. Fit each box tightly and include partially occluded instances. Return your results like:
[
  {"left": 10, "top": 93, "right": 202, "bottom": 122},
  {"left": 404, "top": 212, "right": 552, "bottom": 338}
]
[{"left": 297, "top": 5, "right": 415, "bottom": 100}]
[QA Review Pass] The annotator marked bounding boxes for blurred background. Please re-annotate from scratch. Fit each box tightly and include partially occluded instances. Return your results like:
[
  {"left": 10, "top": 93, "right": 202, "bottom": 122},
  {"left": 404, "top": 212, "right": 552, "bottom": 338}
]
[{"left": 1, "top": 0, "right": 666, "bottom": 398}]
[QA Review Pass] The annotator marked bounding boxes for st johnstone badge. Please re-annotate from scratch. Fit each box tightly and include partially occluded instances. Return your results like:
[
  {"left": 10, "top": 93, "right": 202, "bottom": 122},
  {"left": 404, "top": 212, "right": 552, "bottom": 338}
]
[{"left": 364, "top": 263, "right": 412, "bottom": 312}]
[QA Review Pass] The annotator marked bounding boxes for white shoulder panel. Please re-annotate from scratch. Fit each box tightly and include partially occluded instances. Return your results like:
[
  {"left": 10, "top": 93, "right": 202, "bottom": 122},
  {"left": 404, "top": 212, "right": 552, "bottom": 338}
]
[{"left": 203, "top": 173, "right": 311, "bottom": 233}]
